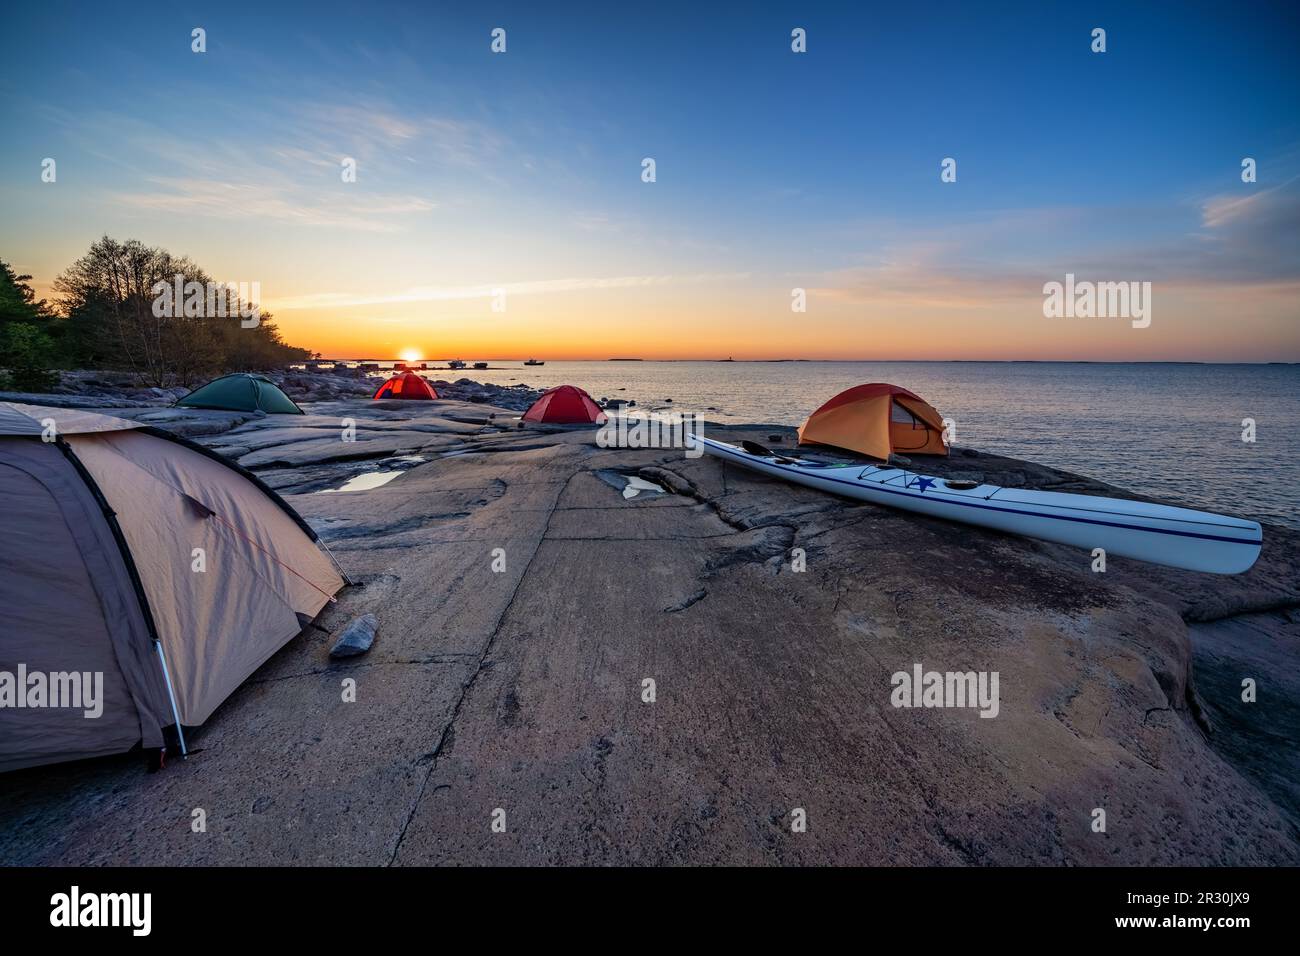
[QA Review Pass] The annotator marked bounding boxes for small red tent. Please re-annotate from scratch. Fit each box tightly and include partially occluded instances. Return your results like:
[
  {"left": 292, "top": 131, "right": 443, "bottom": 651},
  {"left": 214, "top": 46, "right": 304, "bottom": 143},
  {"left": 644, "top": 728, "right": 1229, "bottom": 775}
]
[
  {"left": 373, "top": 371, "right": 438, "bottom": 400},
  {"left": 523, "top": 385, "right": 606, "bottom": 424}
]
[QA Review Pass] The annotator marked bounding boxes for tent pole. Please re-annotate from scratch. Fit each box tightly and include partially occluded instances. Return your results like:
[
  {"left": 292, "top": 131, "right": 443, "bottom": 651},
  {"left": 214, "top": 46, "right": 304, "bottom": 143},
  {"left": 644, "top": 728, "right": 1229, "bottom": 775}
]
[
  {"left": 154, "top": 640, "right": 188, "bottom": 758},
  {"left": 318, "top": 539, "right": 354, "bottom": 586}
]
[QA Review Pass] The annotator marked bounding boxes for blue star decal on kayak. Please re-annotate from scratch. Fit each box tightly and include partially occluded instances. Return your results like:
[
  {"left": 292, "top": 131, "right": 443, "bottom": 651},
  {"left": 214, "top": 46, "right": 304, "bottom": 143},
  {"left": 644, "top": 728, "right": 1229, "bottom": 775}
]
[{"left": 909, "top": 476, "right": 936, "bottom": 492}]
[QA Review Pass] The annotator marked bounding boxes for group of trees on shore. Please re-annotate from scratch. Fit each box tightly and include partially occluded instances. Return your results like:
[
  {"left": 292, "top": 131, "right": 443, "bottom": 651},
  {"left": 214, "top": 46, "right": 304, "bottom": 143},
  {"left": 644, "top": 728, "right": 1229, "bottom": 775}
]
[{"left": 0, "top": 236, "right": 310, "bottom": 391}]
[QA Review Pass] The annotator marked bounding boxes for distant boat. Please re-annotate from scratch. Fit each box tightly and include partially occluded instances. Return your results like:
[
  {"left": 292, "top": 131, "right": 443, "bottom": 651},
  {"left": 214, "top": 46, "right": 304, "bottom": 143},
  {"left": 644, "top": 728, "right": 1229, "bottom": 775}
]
[
  {"left": 448, "top": 359, "right": 466, "bottom": 369},
  {"left": 524, "top": 359, "right": 544, "bottom": 366},
  {"left": 473, "top": 361, "right": 488, "bottom": 369}
]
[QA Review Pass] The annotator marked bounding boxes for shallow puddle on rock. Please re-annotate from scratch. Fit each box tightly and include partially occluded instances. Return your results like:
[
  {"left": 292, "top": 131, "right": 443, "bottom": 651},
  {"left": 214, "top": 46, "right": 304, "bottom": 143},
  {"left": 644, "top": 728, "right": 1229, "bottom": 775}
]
[
  {"left": 319, "top": 471, "right": 403, "bottom": 492},
  {"left": 317, "top": 455, "right": 427, "bottom": 493}
]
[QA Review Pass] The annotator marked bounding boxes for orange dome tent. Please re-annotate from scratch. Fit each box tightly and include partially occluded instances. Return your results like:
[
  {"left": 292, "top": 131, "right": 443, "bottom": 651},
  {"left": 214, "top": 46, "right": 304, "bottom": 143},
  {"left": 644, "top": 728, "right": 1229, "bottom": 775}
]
[
  {"left": 373, "top": 371, "right": 438, "bottom": 400},
  {"left": 522, "top": 385, "right": 606, "bottom": 424},
  {"left": 798, "top": 383, "right": 948, "bottom": 460}
]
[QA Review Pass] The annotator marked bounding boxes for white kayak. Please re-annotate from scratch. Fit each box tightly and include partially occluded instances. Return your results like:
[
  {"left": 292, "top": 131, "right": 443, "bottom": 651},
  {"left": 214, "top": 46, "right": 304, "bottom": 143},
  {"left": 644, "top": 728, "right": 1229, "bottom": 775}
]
[{"left": 697, "top": 436, "right": 1262, "bottom": 575}]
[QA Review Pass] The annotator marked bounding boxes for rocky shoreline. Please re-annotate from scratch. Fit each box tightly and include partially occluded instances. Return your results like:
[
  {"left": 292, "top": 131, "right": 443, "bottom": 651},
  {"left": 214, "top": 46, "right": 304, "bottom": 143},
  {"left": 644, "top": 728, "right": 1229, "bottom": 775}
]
[
  {"left": 4, "top": 367, "right": 547, "bottom": 412},
  {"left": 0, "top": 380, "right": 1296, "bottom": 864}
]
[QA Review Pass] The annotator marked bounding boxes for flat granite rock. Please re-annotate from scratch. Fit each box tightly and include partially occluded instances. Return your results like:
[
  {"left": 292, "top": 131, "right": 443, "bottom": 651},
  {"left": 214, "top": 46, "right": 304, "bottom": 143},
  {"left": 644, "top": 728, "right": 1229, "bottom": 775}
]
[{"left": 0, "top": 412, "right": 1295, "bottom": 866}]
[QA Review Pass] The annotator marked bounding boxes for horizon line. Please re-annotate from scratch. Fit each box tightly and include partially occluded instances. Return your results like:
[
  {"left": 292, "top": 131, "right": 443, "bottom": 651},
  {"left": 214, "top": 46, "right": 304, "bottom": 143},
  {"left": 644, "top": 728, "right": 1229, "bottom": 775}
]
[{"left": 306, "top": 358, "right": 1300, "bottom": 365}]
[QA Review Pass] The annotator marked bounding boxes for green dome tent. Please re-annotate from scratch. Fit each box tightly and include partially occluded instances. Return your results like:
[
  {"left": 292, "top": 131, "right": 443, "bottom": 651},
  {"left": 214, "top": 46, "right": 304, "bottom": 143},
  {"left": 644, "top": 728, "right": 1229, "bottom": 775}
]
[{"left": 176, "top": 373, "right": 304, "bottom": 415}]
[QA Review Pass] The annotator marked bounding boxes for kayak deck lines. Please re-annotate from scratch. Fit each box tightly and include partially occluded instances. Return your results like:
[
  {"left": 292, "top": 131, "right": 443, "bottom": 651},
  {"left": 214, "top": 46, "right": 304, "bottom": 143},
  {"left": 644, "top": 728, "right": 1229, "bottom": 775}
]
[{"left": 885, "top": 470, "right": 1255, "bottom": 530}]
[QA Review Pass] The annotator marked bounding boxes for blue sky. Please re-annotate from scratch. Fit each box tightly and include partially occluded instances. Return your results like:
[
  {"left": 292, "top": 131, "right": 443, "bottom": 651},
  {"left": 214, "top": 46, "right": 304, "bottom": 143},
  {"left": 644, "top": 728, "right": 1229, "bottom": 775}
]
[{"left": 1, "top": 1, "right": 1297, "bottom": 359}]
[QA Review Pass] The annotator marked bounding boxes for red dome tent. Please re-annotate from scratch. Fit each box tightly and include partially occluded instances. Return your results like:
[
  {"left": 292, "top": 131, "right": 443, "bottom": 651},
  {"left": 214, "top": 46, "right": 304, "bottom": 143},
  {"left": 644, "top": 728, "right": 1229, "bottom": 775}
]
[
  {"left": 522, "top": 385, "right": 606, "bottom": 424},
  {"left": 373, "top": 371, "right": 438, "bottom": 400}
]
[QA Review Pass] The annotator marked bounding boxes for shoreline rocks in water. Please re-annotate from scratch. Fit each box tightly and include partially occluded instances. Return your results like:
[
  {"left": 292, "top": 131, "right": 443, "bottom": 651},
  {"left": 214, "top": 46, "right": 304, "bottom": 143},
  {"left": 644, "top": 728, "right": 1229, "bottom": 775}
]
[{"left": 0, "top": 388, "right": 1295, "bottom": 865}]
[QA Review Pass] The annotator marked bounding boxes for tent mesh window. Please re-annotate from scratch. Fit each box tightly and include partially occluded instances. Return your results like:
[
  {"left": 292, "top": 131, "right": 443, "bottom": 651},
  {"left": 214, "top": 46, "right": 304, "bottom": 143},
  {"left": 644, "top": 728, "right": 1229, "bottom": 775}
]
[
  {"left": 890, "top": 400, "right": 921, "bottom": 426},
  {"left": 891, "top": 400, "right": 933, "bottom": 451}
]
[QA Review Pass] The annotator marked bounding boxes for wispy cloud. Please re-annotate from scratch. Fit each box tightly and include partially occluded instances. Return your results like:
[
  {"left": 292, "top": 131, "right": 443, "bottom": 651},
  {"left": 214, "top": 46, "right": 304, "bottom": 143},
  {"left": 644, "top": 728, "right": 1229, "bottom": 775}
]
[
  {"left": 817, "top": 175, "right": 1300, "bottom": 309},
  {"left": 67, "top": 95, "right": 509, "bottom": 232},
  {"left": 110, "top": 177, "right": 435, "bottom": 232},
  {"left": 268, "top": 272, "right": 752, "bottom": 310},
  {"left": 1200, "top": 174, "right": 1300, "bottom": 228},
  {"left": 297, "top": 102, "right": 508, "bottom": 173}
]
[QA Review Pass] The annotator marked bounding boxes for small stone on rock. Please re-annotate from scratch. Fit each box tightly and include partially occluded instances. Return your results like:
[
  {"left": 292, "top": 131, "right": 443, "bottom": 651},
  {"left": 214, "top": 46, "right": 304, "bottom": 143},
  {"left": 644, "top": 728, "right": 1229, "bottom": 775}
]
[{"left": 329, "top": 613, "right": 379, "bottom": 658}]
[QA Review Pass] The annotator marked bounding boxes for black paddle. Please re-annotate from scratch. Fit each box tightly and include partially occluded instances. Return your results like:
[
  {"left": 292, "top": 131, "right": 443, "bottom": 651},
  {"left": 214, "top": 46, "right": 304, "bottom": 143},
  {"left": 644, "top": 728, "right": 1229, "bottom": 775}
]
[{"left": 741, "top": 439, "right": 799, "bottom": 463}]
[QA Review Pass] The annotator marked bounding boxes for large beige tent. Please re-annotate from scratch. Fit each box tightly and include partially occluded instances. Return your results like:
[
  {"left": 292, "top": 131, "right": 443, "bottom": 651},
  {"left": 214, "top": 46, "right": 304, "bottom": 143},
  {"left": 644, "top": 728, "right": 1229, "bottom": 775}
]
[{"left": 0, "top": 402, "right": 345, "bottom": 772}]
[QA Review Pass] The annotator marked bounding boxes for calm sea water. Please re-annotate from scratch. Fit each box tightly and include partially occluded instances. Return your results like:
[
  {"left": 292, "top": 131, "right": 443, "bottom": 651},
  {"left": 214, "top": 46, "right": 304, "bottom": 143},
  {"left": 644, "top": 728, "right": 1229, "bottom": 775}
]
[
  {"left": 361, "top": 360, "right": 1298, "bottom": 528},
  {"left": 487, "top": 361, "right": 1300, "bottom": 528}
]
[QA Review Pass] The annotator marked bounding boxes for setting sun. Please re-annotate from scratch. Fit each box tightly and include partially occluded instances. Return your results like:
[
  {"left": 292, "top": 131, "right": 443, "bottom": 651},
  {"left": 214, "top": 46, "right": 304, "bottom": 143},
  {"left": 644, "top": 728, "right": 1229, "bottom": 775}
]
[{"left": 398, "top": 348, "right": 423, "bottom": 364}]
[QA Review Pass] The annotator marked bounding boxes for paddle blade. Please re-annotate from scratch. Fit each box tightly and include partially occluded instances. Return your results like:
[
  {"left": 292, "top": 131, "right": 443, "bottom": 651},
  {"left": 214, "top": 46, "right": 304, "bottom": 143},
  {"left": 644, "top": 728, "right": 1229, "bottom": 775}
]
[{"left": 741, "top": 440, "right": 797, "bottom": 463}]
